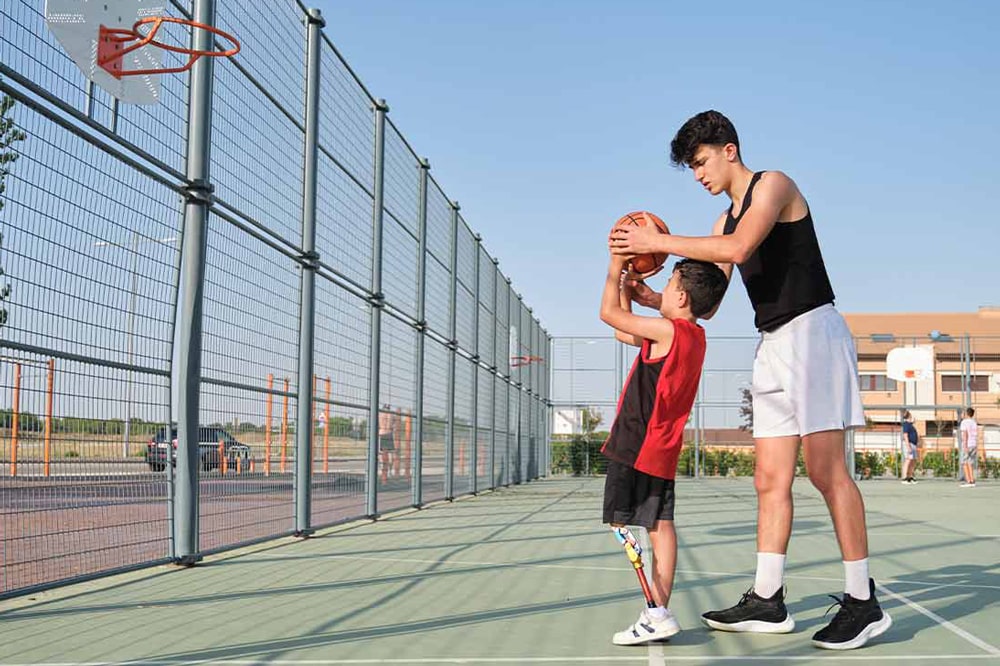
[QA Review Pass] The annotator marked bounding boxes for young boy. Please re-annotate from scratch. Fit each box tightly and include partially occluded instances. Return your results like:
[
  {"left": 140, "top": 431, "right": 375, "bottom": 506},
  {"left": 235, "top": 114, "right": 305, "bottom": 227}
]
[
  {"left": 599, "top": 252, "right": 728, "bottom": 645},
  {"left": 901, "top": 410, "right": 919, "bottom": 484},
  {"left": 960, "top": 407, "right": 978, "bottom": 487},
  {"left": 610, "top": 110, "right": 892, "bottom": 650}
]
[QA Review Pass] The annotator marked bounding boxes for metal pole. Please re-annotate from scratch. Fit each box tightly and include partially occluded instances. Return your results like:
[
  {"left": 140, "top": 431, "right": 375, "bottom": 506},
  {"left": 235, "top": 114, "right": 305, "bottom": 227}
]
[
  {"left": 412, "top": 158, "right": 430, "bottom": 507},
  {"left": 693, "top": 381, "right": 702, "bottom": 478},
  {"left": 366, "top": 98, "right": 388, "bottom": 518},
  {"left": 173, "top": 0, "right": 218, "bottom": 565},
  {"left": 963, "top": 333, "right": 972, "bottom": 407},
  {"left": 471, "top": 234, "right": 482, "bottom": 493},
  {"left": 489, "top": 258, "right": 499, "bottom": 489},
  {"left": 123, "top": 230, "right": 139, "bottom": 458},
  {"left": 515, "top": 297, "right": 524, "bottom": 483},
  {"left": 294, "top": 7, "right": 324, "bottom": 537},
  {"left": 444, "top": 201, "right": 459, "bottom": 499},
  {"left": 505, "top": 277, "right": 512, "bottom": 486}
]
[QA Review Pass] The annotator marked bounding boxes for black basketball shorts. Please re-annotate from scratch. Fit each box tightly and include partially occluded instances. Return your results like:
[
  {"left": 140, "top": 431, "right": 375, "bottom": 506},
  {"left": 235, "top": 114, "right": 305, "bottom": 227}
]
[{"left": 603, "top": 460, "right": 675, "bottom": 528}]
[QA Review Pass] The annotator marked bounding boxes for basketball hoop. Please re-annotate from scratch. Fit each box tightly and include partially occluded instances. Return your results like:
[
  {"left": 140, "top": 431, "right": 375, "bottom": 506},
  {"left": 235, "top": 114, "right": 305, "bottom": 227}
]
[
  {"left": 98, "top": 16, "right": 241, "bottom": 79},
  {"left": 510, "top": 355, "right": 544, "bottom": 368}
]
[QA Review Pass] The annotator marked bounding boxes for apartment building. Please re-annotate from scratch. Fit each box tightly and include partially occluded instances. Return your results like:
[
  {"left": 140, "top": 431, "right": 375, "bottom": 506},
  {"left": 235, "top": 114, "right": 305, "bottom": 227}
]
[{"left": 843, "top": 306, "right": 1000, "bottom": 452}]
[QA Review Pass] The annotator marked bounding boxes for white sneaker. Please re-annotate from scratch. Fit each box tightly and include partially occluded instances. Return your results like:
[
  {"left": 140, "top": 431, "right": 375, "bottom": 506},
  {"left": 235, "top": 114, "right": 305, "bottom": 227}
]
[
  {"left": 612, "top": 608, "right": 681, "bottom": 645},
  {"left": 960, "top": 482, "right": 976, "bottom": 488}
]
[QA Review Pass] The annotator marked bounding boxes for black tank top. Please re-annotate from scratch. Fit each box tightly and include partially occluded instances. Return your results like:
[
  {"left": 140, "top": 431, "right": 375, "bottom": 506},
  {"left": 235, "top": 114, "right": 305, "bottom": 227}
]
[{"left": 723, "top": 171, "right": 835, "bottom": 332}]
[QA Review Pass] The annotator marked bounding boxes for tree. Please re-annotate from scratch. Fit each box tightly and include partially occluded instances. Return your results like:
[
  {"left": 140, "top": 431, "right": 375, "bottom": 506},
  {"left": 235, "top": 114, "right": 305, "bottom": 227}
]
[
  {"left": 0, "top": 86, "right": 27, "bottom": 330},
  {"left": 580, "top": 406, "right": 603, "bottom": 436},
  {"left": 739, "top": 386, "right": 753, "bottom": 432}
]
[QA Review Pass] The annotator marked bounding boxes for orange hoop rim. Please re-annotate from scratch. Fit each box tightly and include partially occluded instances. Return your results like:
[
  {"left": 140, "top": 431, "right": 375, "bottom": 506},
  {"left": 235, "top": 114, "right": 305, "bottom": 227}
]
[{"left": 98, "top": 16, "right": 241, "bottom": 78}]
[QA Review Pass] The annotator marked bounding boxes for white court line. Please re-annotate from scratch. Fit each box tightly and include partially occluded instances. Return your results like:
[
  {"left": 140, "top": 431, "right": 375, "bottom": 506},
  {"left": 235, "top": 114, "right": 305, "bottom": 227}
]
[
  {"left": 875, "top": 581, "right": 1000, "bottom": 656},
  {"left": 4, "top": 656, "right": 1000, "bottom": 665},
  {"left": 251, "top": 552, "right": 1000, "bottom": 591},
  {"left": 636, "top": 528, "right": 665, "bottom": 666}
]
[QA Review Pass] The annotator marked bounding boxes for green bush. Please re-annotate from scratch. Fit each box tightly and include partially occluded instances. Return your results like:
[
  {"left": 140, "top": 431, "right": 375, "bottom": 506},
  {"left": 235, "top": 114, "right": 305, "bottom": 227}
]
[
  {"left": 550, "top": 436, "right": 606, "bottom": 475},
  {"left": 918, "top": 449, "right": 959, "bottom": 477}
]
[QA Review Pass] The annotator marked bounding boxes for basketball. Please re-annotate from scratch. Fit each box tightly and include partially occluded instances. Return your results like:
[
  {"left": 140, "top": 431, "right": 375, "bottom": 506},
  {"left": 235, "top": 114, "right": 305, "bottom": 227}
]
[{"left": 613, "top": 211, "right": 670, "bottom": 276}]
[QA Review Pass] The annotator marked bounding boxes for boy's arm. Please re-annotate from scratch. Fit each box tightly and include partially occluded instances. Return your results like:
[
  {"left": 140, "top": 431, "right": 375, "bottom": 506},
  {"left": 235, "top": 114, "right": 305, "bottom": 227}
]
[
  {"left": 614, "top": 272, "right": 642, "bottom": 347},
  {"left": 600, "top": 256, "right": 674, "bottom": 346},
  {"left": 610, "top": 173, "right": 795, "bottom": 264}
]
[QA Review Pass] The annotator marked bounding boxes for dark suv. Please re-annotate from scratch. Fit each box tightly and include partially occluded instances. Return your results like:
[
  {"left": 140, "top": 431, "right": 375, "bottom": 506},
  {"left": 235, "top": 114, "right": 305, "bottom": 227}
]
[{"left": 146, "top": 426, "right": 251, "bottom": 472}]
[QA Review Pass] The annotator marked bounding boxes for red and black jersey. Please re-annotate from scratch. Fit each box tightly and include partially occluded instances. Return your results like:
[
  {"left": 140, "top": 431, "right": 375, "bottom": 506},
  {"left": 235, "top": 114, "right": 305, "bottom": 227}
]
[{"left": 601, "top": 319, "right": 706, "bottom": 479}]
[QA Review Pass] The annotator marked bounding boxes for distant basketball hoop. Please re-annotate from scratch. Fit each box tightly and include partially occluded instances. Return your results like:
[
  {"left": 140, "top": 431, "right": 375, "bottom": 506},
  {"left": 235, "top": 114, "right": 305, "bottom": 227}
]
[
  {"left": 886, "top": 346, "right": 934, "bottom": 382},
  {"left": 510, "top": 355, "right": 543, "bottom": 368}
]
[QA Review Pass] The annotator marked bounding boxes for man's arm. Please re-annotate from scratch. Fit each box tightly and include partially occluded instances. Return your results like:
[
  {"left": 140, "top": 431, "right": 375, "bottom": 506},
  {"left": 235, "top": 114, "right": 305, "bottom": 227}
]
[
  {"left": 622, "top": 212, "right": 734, "bottom": 317},
  {"left": 610, "top": 172, "right": 797, "bottom": 264}
]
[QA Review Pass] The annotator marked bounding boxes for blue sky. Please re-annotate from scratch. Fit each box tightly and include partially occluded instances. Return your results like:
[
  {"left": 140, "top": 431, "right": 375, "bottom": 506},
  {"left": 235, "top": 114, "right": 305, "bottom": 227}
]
[{"left": 312, "top": 0, "right": 999, "bottom": 338}]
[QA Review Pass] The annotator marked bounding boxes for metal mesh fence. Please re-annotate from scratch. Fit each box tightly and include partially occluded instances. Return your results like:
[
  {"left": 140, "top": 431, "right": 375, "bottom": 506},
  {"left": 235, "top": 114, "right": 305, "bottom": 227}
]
[{"left": 0, "top": 0, "right": 550, "bottom": 598}]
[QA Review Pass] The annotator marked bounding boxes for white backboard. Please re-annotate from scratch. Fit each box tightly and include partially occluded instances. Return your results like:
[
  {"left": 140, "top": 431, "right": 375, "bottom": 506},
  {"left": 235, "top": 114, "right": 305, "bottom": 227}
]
[{"left": 46, "top": 0, "right": 165, "bottom": 104}]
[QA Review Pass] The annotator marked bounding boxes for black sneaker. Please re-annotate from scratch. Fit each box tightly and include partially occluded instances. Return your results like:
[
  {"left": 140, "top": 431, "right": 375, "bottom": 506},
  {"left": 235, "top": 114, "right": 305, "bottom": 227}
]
[
  {"left": 701, "top": 586, "right": 795, "bottom": 633},
  {"left": 812, "top": 578, "right": 892, "bottom": 650}
]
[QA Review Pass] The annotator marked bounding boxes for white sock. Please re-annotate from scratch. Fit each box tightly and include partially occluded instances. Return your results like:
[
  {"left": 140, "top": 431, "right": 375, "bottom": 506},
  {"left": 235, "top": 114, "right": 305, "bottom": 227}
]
[
  {"left": 647, "top": 605, "right": 668, "bottom": 620},
  {"left": 753, "top": 552, "right": 786, "bottom": 598},
  {"left": 844, "top": 558, "right": 870, "bottom": 600}
]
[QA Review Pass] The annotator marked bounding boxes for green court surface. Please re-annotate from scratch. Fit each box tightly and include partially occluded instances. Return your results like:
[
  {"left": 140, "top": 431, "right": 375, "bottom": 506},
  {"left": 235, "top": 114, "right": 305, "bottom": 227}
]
[{"left": 1, "top": 476, "right": 998, "bottom": 665}]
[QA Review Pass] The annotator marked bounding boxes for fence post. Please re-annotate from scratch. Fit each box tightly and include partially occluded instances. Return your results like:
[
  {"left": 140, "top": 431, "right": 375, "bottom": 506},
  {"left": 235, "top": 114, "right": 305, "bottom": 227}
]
[
  {"left": 505, "top": 277, "right": 513, "bottom": 486},
  {"left": 490, "top": 258, "right": 500, "bottom": 489},
  {"left": 294, "top": 6, "right": 324, "bottom": 537},
  {"left": 412, "top": 158, "right": 429, "bottom": 507},
  {"left": 444, "top": 201, "right": 459, "bottom": 499},
  {"left": 173, "top": 0, "right": 219, "bottom": 565},
  {"left": 44, "top": 358, "right": 54, "bottom": 477},
  {"left": 514, "top": 295, "right": 524, "bottom": 483},
  {"left": 366, "top": 98, "right": 388, "bottom": 518},
  {"left": 471, "top": 234, "right": 481, "bottom": 493},
  {"left": 10, "top": 362, "right": 19, "bottom": 477}
]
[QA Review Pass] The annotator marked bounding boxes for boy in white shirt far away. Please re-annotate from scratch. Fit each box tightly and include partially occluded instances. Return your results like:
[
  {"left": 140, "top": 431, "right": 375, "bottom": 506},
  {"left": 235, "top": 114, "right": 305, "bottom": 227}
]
[{"left": 959, "top": 407, "right": 979, "bottom": 488}]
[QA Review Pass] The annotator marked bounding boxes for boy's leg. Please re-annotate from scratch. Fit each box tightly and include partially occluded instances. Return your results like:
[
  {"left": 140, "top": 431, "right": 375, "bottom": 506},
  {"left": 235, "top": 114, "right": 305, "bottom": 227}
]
[
  {"left": 803, "top": 429, "right": 891, "bottom": 650},
  {"left": 647, "top": 519, "right": 677, "bottom": 609}
]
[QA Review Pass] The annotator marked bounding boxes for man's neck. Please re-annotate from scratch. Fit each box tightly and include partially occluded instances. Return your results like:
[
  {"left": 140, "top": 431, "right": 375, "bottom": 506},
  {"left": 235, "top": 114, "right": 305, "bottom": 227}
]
[{"left": 725, "top": 166, "right": 757, "bottom": 210}]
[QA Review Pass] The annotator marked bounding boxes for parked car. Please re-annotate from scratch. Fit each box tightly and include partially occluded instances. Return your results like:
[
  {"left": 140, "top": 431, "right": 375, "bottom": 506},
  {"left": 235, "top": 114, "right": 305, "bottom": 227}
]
[{"left": 146, "top": 426, "right": 251, "bottom": 472}]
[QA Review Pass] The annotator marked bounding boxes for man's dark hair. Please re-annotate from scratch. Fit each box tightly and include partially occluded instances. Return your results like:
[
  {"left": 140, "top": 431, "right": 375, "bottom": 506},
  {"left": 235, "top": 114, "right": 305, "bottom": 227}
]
[
  {"left": 673, "top": 259, "right": 728, "bottom": 318},
  {"left": 670, "top": 110, "right": 740, "bottom": 167},
  {"left": 966, "top": 407, "right": 975, "bottom": 417}
]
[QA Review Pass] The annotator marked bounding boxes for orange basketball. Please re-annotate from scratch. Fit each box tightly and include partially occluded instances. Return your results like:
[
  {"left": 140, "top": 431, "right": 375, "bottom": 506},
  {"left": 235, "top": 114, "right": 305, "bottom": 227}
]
[{"left": 613, "top": 211, "right": 670, "bottom": 276}]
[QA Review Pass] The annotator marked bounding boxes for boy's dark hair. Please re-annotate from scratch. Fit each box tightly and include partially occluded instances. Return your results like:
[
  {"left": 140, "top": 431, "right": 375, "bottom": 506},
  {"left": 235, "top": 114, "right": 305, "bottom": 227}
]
[
  {"left": 670, "top": 110, "right": 740, "bottom": 167},
  {"left": 673, "top": 259, "right": 728, "bottom": 318},
  {"left": 966, "top": 407, "right": 975, "bottom": 417}
]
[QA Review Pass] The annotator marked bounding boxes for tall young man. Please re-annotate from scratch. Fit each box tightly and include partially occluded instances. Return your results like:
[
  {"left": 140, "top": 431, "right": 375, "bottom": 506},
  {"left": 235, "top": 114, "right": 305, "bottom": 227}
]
[{"left": 610, "top": 110, "right": 891, "bottom": 650}]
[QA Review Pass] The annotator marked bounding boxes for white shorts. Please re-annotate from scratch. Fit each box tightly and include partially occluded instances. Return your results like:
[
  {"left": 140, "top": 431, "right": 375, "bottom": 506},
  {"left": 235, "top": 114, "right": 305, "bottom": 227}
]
[{"left": 752, "top": 304, "right": 865, "bottom": 439}]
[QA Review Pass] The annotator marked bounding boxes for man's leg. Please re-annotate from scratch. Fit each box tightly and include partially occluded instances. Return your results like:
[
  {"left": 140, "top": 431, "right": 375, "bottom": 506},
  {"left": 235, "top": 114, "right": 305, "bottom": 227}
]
[
  {"left": 701, "top": 436, "right": 798, "bottom": 634},
  {"left": 801, "top": 429, "right": 867, "bottom": 561},
  {"left": 755, "top": 436, "right": 801, "bottom": 557},
  {"left": 803, "top": 428, "right": 891, "bottom": 650},
  {"left": 647, "top": 520, "right": 677, "bottom": 609}
]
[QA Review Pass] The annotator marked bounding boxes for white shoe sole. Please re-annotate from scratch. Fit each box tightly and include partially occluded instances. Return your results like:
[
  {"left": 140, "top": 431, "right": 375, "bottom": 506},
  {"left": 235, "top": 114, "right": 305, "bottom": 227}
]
[
  {"left": 613, "top": 625, "right": 681, "bottom": 645},
  {"left": 701, "top": 614, "right": 795, "bottom": 634},
  {"left": 812, "top": 611, "right": 892, "bottom": 650}
]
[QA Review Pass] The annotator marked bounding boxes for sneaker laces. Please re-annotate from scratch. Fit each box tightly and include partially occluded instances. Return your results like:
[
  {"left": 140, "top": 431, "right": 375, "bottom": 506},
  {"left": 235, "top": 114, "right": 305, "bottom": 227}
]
[
  {"left": 822, "top": 594, "right": 861, "bottom": 628},
  {"left": 736, "top": 588, "right": 756, "bottom": 607}
]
